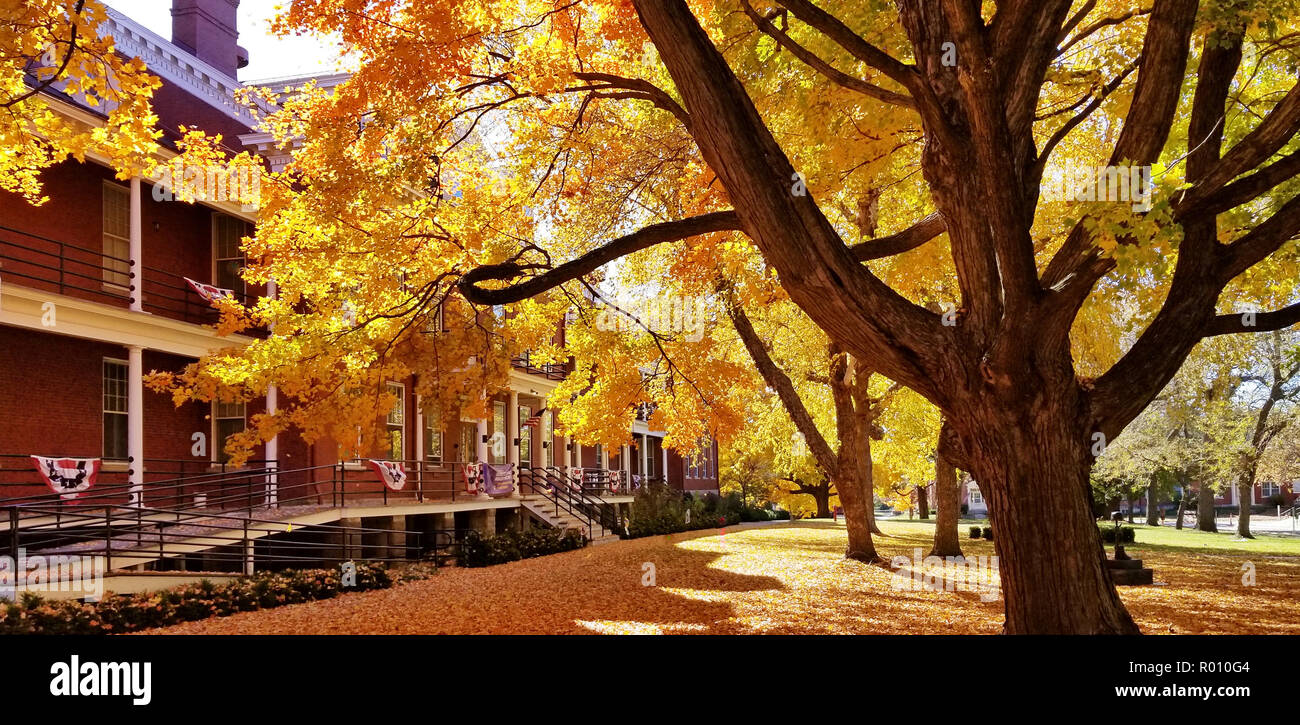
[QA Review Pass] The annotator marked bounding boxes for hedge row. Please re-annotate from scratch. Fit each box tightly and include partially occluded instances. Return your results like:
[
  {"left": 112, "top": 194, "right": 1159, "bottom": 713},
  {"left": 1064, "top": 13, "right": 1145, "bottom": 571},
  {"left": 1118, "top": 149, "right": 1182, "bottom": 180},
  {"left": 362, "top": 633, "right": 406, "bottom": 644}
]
[
  {"left": 459, "top": 527, "right": 588, "bottom": 568},
  {"left": 1, "top": 563, "right": 393, "bottom": 635}
]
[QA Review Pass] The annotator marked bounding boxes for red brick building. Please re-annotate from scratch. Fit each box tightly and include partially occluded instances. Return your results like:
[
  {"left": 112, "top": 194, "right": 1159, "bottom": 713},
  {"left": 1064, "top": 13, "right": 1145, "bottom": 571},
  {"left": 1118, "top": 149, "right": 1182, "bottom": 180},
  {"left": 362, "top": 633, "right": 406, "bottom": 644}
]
[{"left": 0, "top": 1, "right": 717, "bottom": 577}]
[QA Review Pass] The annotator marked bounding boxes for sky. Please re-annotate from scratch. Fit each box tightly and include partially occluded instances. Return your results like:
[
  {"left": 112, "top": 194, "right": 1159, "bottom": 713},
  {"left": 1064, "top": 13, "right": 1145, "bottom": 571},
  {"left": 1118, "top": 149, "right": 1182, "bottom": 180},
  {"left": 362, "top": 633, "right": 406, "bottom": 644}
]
[{"left": 103, "top": 0, "right": 345, "bottom": 82}]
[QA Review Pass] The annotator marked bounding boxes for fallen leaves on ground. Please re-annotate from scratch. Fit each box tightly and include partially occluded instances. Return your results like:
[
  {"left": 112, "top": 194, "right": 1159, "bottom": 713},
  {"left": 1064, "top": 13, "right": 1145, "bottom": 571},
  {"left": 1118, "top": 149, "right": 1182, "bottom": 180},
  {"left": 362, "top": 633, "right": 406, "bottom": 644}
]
[{"left": 141, "top": 520, "right": 1300, "bottom": 634}]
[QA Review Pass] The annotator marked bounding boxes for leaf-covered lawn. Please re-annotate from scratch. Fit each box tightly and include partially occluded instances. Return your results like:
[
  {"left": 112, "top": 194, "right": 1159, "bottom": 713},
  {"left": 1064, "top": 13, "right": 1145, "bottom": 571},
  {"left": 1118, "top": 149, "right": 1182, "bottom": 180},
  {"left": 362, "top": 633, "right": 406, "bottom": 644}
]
[{"left": 144, "top": 520, "right": 1300, "bottom": 635}]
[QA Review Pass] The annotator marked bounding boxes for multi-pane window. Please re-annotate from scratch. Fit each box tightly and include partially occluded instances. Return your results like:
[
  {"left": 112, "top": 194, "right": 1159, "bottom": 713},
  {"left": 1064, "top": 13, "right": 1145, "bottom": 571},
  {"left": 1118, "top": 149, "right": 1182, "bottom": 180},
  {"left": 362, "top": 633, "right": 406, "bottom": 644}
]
[
  {"left": 1261, "top": 482, "right": 1281, "bottom": 499},
  {"left": 459, "top": 422, "right": 477, "bottom": 463},
  {"left": 490, "top": 401, "right": 506, "bottom": 464},
  {"left": 423, "top": 405, "right": 443, "bottom": 462},
  {"left": 102, "top": 184, "right": 130, "bottom": 289},
  {"left": 213, "top": 213, "right": 246, "bottom": 294},
  {"left": 103, "top": 359, "right": 128, "bottom": 459},
  {"left": 214, "top": 401, "right": 246, "bottom": 464},
  {"left": 969, "top": 485, "right": 983, "bottom": 506},
  {"left": 518, "top": 406, "right": 532, "bottom": 466},
  {"left": 385, "top": 382, "right": 405, "bottom": 460}
]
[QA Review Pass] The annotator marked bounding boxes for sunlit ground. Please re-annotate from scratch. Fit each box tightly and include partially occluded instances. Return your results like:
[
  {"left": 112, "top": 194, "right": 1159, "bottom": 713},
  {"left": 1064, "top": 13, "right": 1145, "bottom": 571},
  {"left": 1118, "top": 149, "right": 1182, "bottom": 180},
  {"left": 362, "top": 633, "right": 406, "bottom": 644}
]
[{"left": 147, "top": 519, "right": 1300, "bottom": 634}]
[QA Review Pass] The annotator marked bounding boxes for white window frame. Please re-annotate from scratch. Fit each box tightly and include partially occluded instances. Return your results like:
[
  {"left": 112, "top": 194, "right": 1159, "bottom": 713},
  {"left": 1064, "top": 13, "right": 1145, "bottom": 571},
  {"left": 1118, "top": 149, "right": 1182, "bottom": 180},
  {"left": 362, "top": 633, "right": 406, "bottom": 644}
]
[
  {"left": 423, "top": 404, "right": 443, "bottom": 463},
  {"left": 212, "top": 399, "right": 247, "bottom": 464},
  {"left": 968, "top": 484, "right": 983, "bottom": 506},
  {"left": 385, "top": 382, "right": 405, "bottom": 461},
  {"left": 212, "top": 213, "right": 246, "bottom": 296},
  {"left": 518, "top": 405, "right": 532, "bottom": 467},
  {"left": 1261, "top": 481, "right": 1280, "bottom": 499},
  {"left": 102, "top": 358, "right": 129, "bottom": 460},
  {"left": 102, "top": 182, "right": 131, "bottom": 291}
]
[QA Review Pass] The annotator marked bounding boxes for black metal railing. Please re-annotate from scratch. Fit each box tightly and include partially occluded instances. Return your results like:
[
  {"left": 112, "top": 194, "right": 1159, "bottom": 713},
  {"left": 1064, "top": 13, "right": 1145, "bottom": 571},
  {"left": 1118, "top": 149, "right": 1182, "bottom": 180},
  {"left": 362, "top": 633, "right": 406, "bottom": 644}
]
[
  {"left": 519, "top": 467, "right": 623, "bottom": 539},
  {"left": 0, "top": 223, "right": 135, "bottom": 307},
  {"left": 510, "top": 351, "right": 566, "bottom": 380},
  {"left": 0, "top": 224, "right": 268, "bottom": 331},
  {"left": 140, "top": 264, "right": 262, "bottom": 328}
]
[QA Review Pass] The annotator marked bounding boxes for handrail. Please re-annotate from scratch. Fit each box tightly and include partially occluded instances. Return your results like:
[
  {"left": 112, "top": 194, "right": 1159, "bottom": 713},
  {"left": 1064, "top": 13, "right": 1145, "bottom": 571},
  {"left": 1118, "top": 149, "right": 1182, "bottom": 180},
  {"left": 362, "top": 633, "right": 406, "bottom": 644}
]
[
  {"left": 5, "top": 498, "right": 425, "bottom": 569},
  {"left": 525, "top": 467, "right": 623, "bottom": 538},
  {"left": 518, "top": 467, "right": 593, "bottom": 540},
  {"left": 0, "top": 454, "right": 538, "bottom": 572}
]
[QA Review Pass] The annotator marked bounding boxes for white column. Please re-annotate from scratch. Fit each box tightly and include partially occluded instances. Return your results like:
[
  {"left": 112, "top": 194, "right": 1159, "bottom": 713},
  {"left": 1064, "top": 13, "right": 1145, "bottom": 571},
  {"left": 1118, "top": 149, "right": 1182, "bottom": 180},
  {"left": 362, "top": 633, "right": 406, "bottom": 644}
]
[
  {"left": 264, "top": 277, "right": 278, "bottom": 506},
  {"left": 621, "top": 443, "right": 631, "bottom": 491},
  {"left": 662, "top": 442, "right": 669, "bottom": 488},
  {"left": 127, "top": 345, "right": 144, "bottom": 506},
  {"left": 413, "top": 394, "right": 424, "bottom": 497},
  {"left": 414, "top": 395, "right": 424, "bottom": 461},
  {"left": 475, "top": 415, "right": 490, "bottom": 501},
  {"left": 507, "top": 391, "right": 519, "bottom": 467},
  {"left": 600, "top": 445, "right": 609, "bottom": 471},
  {"left": 575, "top": 442, "right": 583, "bottom": 471},
  {"left": 641, "top": 434, "right": 649, "bottom": 480},
  {"left": 475, "top": 417, "right": 488, "bottom": 463},
  {"left": 265, "top": 383, "right": 278, "bottom": 507},
  {"left": 562, "top": 434, "right": 572, "bottom": 474},
  {"left": 507, "top": 390, "right": 521, "bottom": 498},
  {"left": 129, "top": 176, "right": 143, "bottom": 312}
]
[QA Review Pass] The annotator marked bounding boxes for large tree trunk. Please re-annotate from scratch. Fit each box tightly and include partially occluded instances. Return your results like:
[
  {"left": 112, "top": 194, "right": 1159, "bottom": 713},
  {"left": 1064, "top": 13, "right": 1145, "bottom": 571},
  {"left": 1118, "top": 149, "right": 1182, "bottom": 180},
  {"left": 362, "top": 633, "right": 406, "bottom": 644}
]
[
  {"left": 961, "top": 410, "right": 1139, "bottom": 635},
  {"left": 928, "top": 449, "right": 963, "bottom": 558},
  {"left": 1174, "top": 491, "right": 1187, "bottom": 530},
  {"left": 1146, "top": 482, "right": 1159, "bottom": 526},
  {"left": 1197, "top": 481, "right": 1218, "bottom": 532},
  {"left": 809, "top": 486, "right": 831, "bottom": 518},
  {"left": 830, "top": 350, "right": 880, "bottom": 562},
  {"left": 917, "top": 484, "right": 930, "bottom": 519},
  {"left": 1236, "top": 480, "right": 1254, "bottom": 539},
  {"left": 866, "top": 489, "right": 883, "bottom": 535},
  {"left": 834, "top": 455, "right": 879, "bottom": 561}
]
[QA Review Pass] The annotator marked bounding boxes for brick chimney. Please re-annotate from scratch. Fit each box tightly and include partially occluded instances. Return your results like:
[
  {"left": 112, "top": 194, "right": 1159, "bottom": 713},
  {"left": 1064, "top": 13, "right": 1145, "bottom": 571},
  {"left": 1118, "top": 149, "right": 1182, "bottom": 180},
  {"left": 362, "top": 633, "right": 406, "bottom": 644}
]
[{"left": 170, "top": 0, "right": 249, "bottom": 78}]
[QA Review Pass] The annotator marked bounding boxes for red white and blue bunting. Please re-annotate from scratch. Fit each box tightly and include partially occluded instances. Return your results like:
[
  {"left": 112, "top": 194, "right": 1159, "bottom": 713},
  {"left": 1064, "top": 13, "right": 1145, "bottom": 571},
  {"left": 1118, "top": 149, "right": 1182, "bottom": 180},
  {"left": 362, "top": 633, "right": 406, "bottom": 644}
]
[
  {"left": 365, "top": 459, "right": 407, "bottom": 491},
  {"left": 29, "top": 456, "right": 100, "bottom": 501},
  {"left": 183, "top": 277, "right": 235, "bottom": 304}
]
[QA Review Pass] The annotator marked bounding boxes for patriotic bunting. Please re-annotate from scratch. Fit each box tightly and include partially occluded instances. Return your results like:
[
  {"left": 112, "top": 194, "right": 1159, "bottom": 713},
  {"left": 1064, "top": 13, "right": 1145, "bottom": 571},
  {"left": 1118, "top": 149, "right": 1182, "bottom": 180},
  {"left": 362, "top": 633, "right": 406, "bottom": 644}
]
[
  {"left": 29, "top": 456, "right": 100, "bottom": 501},
  {"left": 366, "top": 459, "right": 407, "bottom": 491},
  {"left": 183, "top": 277, "right": 235, "bottom": 304}
]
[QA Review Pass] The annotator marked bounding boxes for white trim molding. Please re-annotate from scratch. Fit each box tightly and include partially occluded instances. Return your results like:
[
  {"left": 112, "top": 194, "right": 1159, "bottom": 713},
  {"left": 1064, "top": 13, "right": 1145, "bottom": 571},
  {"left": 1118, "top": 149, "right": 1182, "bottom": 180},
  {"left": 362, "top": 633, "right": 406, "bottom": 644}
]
[{"left": 0, "top": 284, "right": 253, "bottom": 358}]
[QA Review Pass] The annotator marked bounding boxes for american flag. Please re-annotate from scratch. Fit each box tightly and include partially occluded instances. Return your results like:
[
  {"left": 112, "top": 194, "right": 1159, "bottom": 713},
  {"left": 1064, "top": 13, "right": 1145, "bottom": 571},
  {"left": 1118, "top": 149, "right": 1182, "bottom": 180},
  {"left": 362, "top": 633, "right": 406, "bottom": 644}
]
[{"left": 521, "top": 407, "right": 547, "bottom": 428}]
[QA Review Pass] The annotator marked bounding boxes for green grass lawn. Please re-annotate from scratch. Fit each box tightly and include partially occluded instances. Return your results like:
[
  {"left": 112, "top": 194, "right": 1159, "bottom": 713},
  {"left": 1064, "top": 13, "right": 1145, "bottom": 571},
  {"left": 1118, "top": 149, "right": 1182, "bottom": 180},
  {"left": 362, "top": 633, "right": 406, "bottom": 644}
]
[{"left": 879, "top": 516, "right": 1300, "bottom": 557}]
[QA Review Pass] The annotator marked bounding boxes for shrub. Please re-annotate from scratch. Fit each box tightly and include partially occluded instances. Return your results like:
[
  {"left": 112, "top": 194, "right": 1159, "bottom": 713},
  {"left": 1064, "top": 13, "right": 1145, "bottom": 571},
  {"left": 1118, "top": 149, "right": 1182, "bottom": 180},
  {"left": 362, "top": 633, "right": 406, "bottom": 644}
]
[
  {"left": 982, "top": 526, "right": 994, "bottom": 541},
  {"left": 460, "top": 527, "right": 587, "bottom": 568},
  {"left": 1098, "top": 525, "right": 1136, "bottom": 543},
  {"left": 772, "top": 509, "right": 791, "bottom": 521},
  {"left": 0, "top": 563, "right": 395, "bottom": 635},
  {"left": 960, "top": 503, "right": 969, "bottom": 515},
  {"left": 969, "top": 526, "right": 982, "bottom": 539}
]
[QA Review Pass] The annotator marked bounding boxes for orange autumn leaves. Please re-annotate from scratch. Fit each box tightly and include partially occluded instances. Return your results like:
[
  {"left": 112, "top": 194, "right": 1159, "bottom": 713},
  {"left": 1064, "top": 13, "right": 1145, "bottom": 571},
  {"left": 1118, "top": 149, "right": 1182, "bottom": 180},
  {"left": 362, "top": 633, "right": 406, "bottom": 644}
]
[{"left": 146, "top": 521, "right": 1300, "bottom": 635}]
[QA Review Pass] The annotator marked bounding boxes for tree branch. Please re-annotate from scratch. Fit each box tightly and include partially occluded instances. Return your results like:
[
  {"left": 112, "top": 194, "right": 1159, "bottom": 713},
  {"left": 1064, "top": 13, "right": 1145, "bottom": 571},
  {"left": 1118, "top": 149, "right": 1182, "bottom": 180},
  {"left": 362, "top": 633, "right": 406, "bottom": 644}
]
[
  {"left": 725, "top": 291, "right": 839, "bottom": 478},
  {"left": 740, "top": 1, "right": 915, "bottom": 108},
  {"left": 456, "top": 211, "right": 740, "bottom": 305},
  {"left": 848, "top": 212, "right": 946, "bottom": 261}
]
